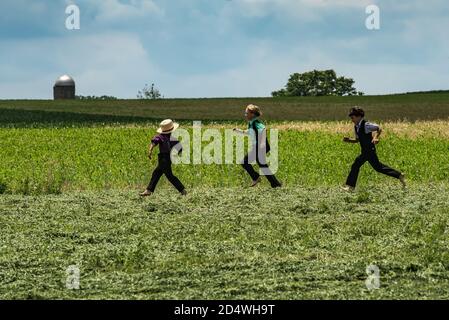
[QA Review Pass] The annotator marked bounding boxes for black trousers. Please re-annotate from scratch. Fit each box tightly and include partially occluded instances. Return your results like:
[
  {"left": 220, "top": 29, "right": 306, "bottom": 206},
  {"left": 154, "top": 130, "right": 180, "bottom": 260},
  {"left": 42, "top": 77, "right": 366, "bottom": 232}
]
[
  {"left": 147, "top": 154, "right": 185, "bottom": 192},
  {"left": 241, "top": 144, "right": 281, "bottom": 188},
  {"left": 346, "top": 151, "right": 402, "bottom": 187}
]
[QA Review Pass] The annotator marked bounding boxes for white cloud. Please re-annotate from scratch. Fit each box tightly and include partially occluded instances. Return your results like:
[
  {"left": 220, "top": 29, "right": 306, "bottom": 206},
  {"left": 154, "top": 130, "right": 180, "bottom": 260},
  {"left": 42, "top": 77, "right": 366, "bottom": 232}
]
[
  {"left": 0, "top": 33, "right": 158, "bottom": 99},
  {"left": 160, "top": 40, "right": 449, "bottom": 97},
  {"left": 234, "top": 0, "right": 375, "bottom": 19},
  {"left": 93, "top": 0, "right": 163, "bottom": 23},
  {"left": 1, "top": 0, "right": 449, "bottom": 98},
  {"left": 2, "top": 32, "right": 448, "bottom": 99}
]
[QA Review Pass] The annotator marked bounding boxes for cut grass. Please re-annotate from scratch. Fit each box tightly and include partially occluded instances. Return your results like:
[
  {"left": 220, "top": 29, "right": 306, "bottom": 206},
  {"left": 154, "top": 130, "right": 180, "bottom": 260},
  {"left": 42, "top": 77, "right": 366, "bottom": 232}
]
[{"left": 1, "top": 185, "right": 449, "bottom": 299}]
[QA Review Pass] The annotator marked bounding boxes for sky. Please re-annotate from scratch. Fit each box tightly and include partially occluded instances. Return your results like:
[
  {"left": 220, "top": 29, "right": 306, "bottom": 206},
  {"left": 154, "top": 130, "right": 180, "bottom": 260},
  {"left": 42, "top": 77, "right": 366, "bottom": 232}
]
[{"left": 0, "top": 0, "right": 448, "bottom": 99}]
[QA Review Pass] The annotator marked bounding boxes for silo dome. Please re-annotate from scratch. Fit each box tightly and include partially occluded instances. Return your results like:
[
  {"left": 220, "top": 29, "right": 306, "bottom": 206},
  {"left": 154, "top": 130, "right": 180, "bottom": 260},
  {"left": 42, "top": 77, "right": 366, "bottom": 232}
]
[
  {"left": 53, "top": 74, "right": 76, "bottom": 100},
  {"left": 55, "top": 75, "right": 75, "bottom": 87}
]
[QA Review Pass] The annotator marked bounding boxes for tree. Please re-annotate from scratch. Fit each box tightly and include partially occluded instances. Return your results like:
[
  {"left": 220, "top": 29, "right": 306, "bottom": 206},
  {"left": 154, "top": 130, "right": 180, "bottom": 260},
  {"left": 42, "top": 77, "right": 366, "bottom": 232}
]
[
  {"left": 335, "top": 76, "right": 357, "bottom": 96},
  {"left": 272, "top": 70, "right": 363, "bottom": 97},
  {"left": 137, "top": 83, "right": 163, "bottom": 100}
]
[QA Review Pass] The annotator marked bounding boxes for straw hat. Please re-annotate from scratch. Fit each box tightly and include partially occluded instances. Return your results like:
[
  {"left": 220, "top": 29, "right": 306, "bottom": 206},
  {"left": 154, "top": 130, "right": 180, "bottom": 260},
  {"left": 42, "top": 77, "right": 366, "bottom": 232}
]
[{"left": 157, "top": 119, "right": 179, "bottom": 134}]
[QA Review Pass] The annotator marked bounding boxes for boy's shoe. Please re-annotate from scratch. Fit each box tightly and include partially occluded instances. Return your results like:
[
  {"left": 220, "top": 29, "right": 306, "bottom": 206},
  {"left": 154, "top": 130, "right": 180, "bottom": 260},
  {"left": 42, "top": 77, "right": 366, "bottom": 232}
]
[
  {"left": 399, "top": 174, "right": 407, "bottom": 188},
  {"left": 341, "top": 185, "right": 355, "bottom": 192},
  {"left": 180, "top": 190, "right": 188, "bottom": 196},
  {"left": 250, "top": 177, "right": 262, "bottom": 187},
  {"left": 140, "top": 190, "right": 153, "bottom": 197}
]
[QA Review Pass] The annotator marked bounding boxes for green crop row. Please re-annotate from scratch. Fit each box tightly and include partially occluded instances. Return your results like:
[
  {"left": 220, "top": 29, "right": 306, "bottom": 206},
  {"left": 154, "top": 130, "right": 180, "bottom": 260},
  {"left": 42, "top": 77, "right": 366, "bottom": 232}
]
[{"left": 1, "top": 126, "right": 448, "bottom": 194}]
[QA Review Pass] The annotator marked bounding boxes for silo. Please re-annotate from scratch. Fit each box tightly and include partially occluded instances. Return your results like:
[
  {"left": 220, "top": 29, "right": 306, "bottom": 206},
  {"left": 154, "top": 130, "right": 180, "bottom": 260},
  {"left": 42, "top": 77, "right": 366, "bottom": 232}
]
[{"left": 53, "top": 75, "right": 76, "bottom": 100}]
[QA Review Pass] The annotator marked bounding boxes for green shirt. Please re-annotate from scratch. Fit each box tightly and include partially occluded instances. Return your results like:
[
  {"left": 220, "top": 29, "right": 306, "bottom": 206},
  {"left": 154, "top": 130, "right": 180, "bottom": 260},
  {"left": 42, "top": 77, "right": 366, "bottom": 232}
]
[{"left": 248, "top": 118, "right": 266, "bottom": 146}]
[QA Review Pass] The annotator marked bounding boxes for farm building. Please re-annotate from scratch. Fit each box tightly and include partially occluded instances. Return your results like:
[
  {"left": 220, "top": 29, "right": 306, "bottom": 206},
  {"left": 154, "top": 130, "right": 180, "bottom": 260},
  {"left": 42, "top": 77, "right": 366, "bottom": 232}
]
[{"left": 53, "top": 75, "right": 76, "bottom": 100}]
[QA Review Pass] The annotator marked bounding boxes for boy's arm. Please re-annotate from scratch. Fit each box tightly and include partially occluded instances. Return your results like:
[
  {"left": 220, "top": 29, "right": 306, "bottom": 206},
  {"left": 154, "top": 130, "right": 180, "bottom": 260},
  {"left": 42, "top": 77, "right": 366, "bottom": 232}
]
[
  {"left": 173, "top": 140, "right": 183, "bottom": 154},
  {"left": 148, "top": 143, "right": 156, "bottom": 159},
  {"left": 372, "top": 128, "right": 382, "bottom": 144},
  {"left": 343, "top": 137, "right": 359, "bottom": 143},
  {"left": 344, "top": 126, "right": 359, "bottom": 144},
  {"left": 233, "top": 128, "right": 249, "bottom": 135}
]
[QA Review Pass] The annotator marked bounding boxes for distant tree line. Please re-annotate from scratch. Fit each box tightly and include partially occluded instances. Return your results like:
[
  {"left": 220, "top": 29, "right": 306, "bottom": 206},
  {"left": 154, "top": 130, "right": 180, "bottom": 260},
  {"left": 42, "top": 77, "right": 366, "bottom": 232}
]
[
  {"left": 272, "top": 70, "right": 364, "bottom": 97},
  {"left": 75, "top": 95, "right": 118, "bottom": 100},
  {"left": 405, "top": 90, "right": 449, "bottom": 95}
]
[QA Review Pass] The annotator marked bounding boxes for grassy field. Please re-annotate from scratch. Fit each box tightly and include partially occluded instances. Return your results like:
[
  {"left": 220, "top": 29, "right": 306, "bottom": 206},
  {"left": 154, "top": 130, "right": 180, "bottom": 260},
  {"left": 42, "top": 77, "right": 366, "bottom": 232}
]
[
  {"left": 2, "top": 93, "right": 449, "bottom": 127},
  {"left": 0, "top": 95, "right": 449, "bottom": 299},
  {"left": 0, "top": 123, "right": 448, "bottom": 194},
  {"left": 1, "top": 186, "right": 449, "bottom": 299}
]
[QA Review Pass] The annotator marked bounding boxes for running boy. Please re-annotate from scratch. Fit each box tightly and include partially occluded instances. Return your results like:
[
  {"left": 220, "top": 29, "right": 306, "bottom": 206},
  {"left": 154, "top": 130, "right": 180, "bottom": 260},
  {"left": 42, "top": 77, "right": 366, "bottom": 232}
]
[
  {"left": 342, "top": 107, "right": 406, "bottom": 191},
  {"left": 140, "top": 119, "right": 187, "bottom": 197},
  {"left": 234, "top": 104, "right": 282, "bottom": 188}
]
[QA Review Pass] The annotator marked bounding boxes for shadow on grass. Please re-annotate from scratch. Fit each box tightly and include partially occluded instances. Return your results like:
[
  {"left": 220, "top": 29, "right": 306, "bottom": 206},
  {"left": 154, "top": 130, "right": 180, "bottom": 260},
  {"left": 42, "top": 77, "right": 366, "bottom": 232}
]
[
  {"left": 0, "top": 108, "right": 243, "bottom": 128},
  {"left": 0, "top": 108, "right": 160, "bottom": 128}
]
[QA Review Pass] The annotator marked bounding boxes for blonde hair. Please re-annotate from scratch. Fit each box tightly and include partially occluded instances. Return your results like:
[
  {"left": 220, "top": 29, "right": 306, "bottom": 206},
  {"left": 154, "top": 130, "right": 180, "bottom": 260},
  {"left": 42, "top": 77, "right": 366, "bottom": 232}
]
[{"left": 246, "top": 104, "right": 262, "bottom": 117}]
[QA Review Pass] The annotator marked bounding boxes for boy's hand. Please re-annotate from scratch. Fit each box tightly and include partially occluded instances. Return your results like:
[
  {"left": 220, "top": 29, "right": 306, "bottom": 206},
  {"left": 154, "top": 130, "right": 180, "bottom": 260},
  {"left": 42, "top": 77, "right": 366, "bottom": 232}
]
[{"left": 372, "top": 138, "right": 380, "bottom": 145}]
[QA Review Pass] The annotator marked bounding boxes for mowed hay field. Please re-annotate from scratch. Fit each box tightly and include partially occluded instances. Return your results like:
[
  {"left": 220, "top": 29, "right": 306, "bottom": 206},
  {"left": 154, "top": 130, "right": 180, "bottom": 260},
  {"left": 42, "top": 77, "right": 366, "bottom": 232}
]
[{"left": 1, "top": 94, "right": 449, "bottom": 299}]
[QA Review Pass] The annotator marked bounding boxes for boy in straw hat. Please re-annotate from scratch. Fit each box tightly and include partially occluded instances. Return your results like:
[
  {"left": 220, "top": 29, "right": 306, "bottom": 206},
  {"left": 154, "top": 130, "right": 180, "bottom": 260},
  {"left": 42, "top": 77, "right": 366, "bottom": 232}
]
[
  {"left": 140, "top": 119, "right": 187, "bottom": 197},
  {"left": 234, "top": 104, "right": 282, "bottom": 188}
]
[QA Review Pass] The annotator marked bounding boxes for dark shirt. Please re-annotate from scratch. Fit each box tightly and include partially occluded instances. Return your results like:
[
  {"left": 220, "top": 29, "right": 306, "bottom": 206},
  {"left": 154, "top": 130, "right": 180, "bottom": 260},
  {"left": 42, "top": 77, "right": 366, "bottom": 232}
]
[
  {"left": 151, "top": 133, "right": 182, "bottom": 154},
  {"left": 356, "top": 120, "right": 376, "bottom": 154},
  {"left": 354, "top": 119, "right": 380, "bottom": 138}
]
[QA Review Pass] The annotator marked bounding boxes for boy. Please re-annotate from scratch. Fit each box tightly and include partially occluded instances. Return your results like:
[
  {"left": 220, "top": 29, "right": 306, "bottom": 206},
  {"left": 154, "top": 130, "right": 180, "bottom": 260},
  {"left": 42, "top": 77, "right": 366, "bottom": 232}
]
[
  {"left": 140, "top": 119, "right": 187, "bottom": 197},
  {"left": 234, "top": 104, "right": 282, "bottom": 188},
  {"left": 342, "top": 107, "right": 406, "bottom": 191}
]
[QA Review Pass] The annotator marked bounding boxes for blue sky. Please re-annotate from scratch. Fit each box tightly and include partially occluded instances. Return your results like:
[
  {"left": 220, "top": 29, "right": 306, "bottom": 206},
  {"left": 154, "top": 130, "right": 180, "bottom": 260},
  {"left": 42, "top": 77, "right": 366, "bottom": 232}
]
[{"left": 0, "top": 0, "right": 448, "bottom": 99}]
